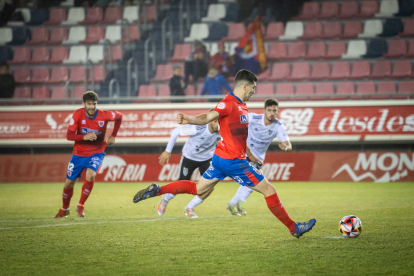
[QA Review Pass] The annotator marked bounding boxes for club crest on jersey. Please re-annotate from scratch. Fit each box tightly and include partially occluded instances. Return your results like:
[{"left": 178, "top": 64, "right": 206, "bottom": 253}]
[
  {"left": 268, "top": 130, "right": 273, "bottom": 135},
  {"left": 240, "top": 115, "right": 248, "bottom": 124},
  {"left": 217, "top": 103, "right": 226, "bottom": 109},
  {"left": 183, "top": 167, "right": 188, "bottom": 176},
  {"left": 82, "top": 120, "right": 86, "bottom": 124},
  {"left": 238, "top": 106, "right": 242, "bottom": 111},
  {"left": 67, "top": 171, "right": 72, "bottom": 176},
  {"left": 98, "top": 121, "right": 105, "bottom": 127}
]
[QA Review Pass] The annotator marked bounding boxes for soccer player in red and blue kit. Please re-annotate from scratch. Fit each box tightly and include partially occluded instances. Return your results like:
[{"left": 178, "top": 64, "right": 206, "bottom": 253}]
[
  {"left": 133, "top": 70, "right": 316, "bottom": 238},
  {"left": 54, "top": 91, "right": 123, "bottom": 218}
]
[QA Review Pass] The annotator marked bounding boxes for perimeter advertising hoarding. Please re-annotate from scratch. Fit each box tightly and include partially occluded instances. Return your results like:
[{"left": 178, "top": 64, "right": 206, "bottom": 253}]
[{"left": 1, "top": 152, "right": 412, "bottom": 183}]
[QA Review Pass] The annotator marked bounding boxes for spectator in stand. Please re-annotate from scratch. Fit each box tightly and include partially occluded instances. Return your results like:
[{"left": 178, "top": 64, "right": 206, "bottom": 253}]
[
  {"left": 208, "top": 41, "right": 232, "bottom": 79},
  {"left": 0, "top": 0, "right": 15, "bottom": 26},
  {"left": 169, "top": 66, "right": 186, "bottom": 103},
  {"left": 184, "top": 40, "right": 209, "bottom": 86},
  {"left": 0, "top": 63, "right": 15, "bottom": 98},
  {"left": 200, "top": 66, "right": 232, "bottom": 102}
]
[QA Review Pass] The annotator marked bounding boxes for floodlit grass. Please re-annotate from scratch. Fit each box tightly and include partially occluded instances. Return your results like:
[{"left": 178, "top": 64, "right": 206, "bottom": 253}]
[{"left": 0, "top": 182, "right": 413, "bottom": 275}]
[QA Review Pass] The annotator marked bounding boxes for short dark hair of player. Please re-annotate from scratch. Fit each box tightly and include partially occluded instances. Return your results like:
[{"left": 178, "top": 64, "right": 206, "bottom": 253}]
[
  {"left": 83, "top": 91, "right": 99, "bottom": 103},
  {"left": 234, "top": 69, "right": 258, "bottom": 87},
  {"left": 264, "top": 98, "right": 279, "bottom": 109}
]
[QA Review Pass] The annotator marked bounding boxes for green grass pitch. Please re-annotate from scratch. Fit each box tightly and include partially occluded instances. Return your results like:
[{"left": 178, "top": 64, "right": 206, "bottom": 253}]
[{"left": 0, "top": 182, "right": 413, "bottom": 275}]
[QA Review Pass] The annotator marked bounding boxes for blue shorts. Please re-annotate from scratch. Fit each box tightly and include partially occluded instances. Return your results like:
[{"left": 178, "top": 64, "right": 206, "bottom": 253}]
[
  {"left": 66, "top": 152, "right": 106, "bottom": 180},
  {"left": 202, "top": 154, "right": 264, "bottom": 187}
]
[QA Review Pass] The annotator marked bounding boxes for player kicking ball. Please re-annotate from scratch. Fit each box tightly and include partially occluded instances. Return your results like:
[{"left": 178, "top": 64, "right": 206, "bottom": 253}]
[
  {"left": 133, "top": 70, "right": 316, "bottom": 238},
  {"left": 157, "top": 114, "right": 220, "bottom": 218},
  {"left": 54, "top": 91, "right": 123, "bottom": 218}
]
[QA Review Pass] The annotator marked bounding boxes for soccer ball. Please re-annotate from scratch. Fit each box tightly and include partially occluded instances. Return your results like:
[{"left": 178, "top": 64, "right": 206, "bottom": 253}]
[{"left": 339, "top": 215, "right": 362, "bottom": 238}]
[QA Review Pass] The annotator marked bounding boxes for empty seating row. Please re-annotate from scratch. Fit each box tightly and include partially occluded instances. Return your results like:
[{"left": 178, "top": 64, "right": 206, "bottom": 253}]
[
  {"left": 13, "top": 86, "right": 85, "bottom": 103},
  {"left": 13, "top": 66, "right": 107, "bottom": 84}
]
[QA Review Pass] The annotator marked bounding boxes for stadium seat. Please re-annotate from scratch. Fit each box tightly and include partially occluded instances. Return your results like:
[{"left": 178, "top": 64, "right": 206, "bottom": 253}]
[
  {"left": 284, "top": 41, "right": 306, "bottom": 60},
  {"left": 63, "top": 46, "right": 87, "bottom": 64},
  {"left": 295, "top": 83, "right": 314, "bottom": 100},
  {"left": 150, "top": 64, "right": 174, "bottom": 83},
  {"left": 406, "top": 39, "right": 414, "bottom": 58},
  {"left": 27, "top": 8, "right": 49, "bottom": 26},
  {"left": 14, "top": 68, "right": 31, "bottom": 83},
  {"left": 122, "top": 25, "right": 140, "bottom": 43},
  {"left": 27, "top": 47, "right": 49, "bottom": 64},
  {"left": 204, "top": 23, "right": 228, "bottom": 42},
  {"left": 295, "top": 2, "right": 319, "bottom": 20},
  {"left": 342, "top": 40, "right": 367, "bottom": 59},
  {"left": 105, "top": 45, "right": 122, "bottom": 62},
  {"left": 341, "top": 21, "right": 362, "bottom": 38},
  {"left": 88, "top": 45, "right": 104, "bottom": 63},
  {"left": 136, "top": 85, "right": 157, "bottom": 102},
  {"left": 336, "top": 82, "right": 355, "bottom": 98},
  {"left": 26, "top": 27, "right": 49, "bottom": 45},
  {"left": 0, "top": 46, "right": 13, "bottom": 63},
  {"left": 80, "top": 7, "right": 103, "bottom": 25},
  {"left": 48, "top": 66, "right": 69, "bottom": 84},
  {"left": 264, "top": 22, "right": 284, "bottom": 41},
  {"left": 50, "top": 86, "right": 67, "bottom": 104},
  {"left": 29, "top": 67, "right": 49, "bottom": 84},
  {"left": 255, "top": 83, "right": 274, "bottom": 97},
  {"left": 60, "top": 0, "right": 74, "bottom": 6},
  {"left": 184, "top": 23, "right": 209, "bottom": 42},
  {"left": 122, "top": 6, "right": 139, "bottom": 23},
  {"left": 275, "top": 83, "right": 294, "bottom": 97},
  {"left": 376, "top": 0, "right": 399, "bottom": 17},
  {"left": 168, "top": 44, "right": 191, "bottom": 62},
  {"left": 256, "top": 68, "right": 270, "bottom": 80},
  {"left": 309, "top": 62, "right": 330, "bottom": 80},
  {"left": 44, "top": 8, "right": 66, "bottom": 26},
  {"left": 140, "top": 5, "right": 156, "bottom": 24},
  {"left": 363, "top": 39, "right": 388, "bottom": 58},
  {"left": 32, "top": 87, "right": 50, "bottom": 103},
  {"left": 221, "top": 2, "right": 238, "bottom": 22},
  {"left": 391, "top": 60, "right": 412, "bottom": 78},
  {"left": 379, "top": 18, "right": 403, "bottom": 37},
  {"left": 359, "top": 20, "right": 383, "bottom": 38},
  {"left": 395, "top": 0, "right": 414, "bottom": 16},
  {"left": 279, "top": 21, "right": 304, "bottom": 40},
  {"left": 46, "top": 27, "right": 68, "bottom": 45},
  {"left": 357, "top": 1, "right": 379, "bottom": 17},
  {"left": 74, "top": 86, "right": 85, "bottom": 99},
  {"left": 158, "top": 85, "right": 171, "bottom": 102},
  {"left": 398, "top": 81, "right": 414, "bottom": 93},
  {"left": 267, "top": 42, "right": 286, "bottom": 60},
  {"left": 399, "top": 19, "right": 414, "bottom": 37},
  {"left": 62, "top": 7, "right": 85, "bottom": 25},
  {"left": 288, "top": 62, "right": 310, "bottom": 81},
  {"left": 0, "top": 28, "right": 13, "bottom": 45},
  {"left": 376, "top": 81, "right": 396, "bottom": 99},
  {"left": 356, "top": 82, "right": 375, "bottom": 97},
  {"left": 371, "top": 60, "right": 391, "bottom": 79},
  {"left": 350, "top": 60, "right": 371, "bottom": 79},
  {"left": 267, "top": 63, "right": 290, "bottom": 81},
  {"left": 13, "top": 87, "right": 31, "bottom": 99},
  {"left": 318, "top": 2, "right": 339, "bottom": 19},
  {"left": 88, "top": 65, "right": 105, "bottom": 83},
  {"left": 81, "top": 26, "right": 104, "bottom": 44},
  {"left": 330, "top": 61, "right": 350, "bottom": 80},
  {"left": 184, "top": 85, "right": 195, "bottom": 97},
  {"left": 300, "top": 22, "right": 322, "bottom": 40},
  {"left": 47, "top": 46, "right": 68, "bottom": 64},
  {"left": 315, "top": 83, "right": 334, "bottom": 99},
  {"left": 322, "top": 21, "right": 341, "bottom": 39},
  {"left": 325, "top": 41, "right": 346, "bottom": 59},
  {"left": 7, "top": 47, "right": 30, "bottom": 65},
  {"left": 338, "top": 1, "right": 359, "bottom": 18},
  {"left": 305, "top": 41, "right": 325, "bottom": 59},
  {"left": 69, "top": 66, "right": 85, "bottom": 83},
  {"left": 202, "top": 4, "right": 226, "bottom": 22},
  {"left": 100, "top": 6, "right": 122, "bottom": 24},
  {"left": 222, "top": 23, "right": 245, "bottom": 42},
  {"left": 384, "top": 40, "right": 407, "bottom": 58},
  {"left": 8, "top": 28, "right": 31, "bottom": 46},
  {"left": 104, "top": 26, "right": 122, "bottom": 43},
  {"left": 63, "top": 26, "right": 87, "bottom": 44}
]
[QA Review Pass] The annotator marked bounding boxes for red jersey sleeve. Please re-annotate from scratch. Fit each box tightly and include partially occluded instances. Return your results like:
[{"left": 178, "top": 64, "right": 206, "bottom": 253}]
[
  {"left": 213, "top": 99, "right": 233, "bottom": 119},
  {"left": 104, "top": 110, "right": 123, "bottom": 137},
  {"left": 67, "top": 110, "right": 81, "bottom": 132}
]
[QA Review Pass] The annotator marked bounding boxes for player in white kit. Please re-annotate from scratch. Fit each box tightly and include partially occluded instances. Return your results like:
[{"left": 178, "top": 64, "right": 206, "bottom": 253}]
[{"left": 157, "top": 112, "right": 220, "bottom": 218}]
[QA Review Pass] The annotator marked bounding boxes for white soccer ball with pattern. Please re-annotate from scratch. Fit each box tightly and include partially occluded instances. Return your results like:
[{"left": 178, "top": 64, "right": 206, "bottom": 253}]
[{"left": 339, "top": 215, "right": 362, "bottom": 238}]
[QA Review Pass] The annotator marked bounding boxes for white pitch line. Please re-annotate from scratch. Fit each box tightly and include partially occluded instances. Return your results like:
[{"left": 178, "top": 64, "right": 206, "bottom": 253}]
[{"left": 324, "top": 236, "right": 344, "bottom": 239}]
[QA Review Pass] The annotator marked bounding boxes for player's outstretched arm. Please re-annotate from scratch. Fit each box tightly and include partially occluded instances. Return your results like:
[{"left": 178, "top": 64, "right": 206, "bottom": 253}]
[
  {"left": 107, "top": 111, "right": 123, "bottom": 145},
  {"left": 278, "top": 141, "right": 292, "bottom": 151},
  {"left": 177, "top": 111, "right": 219, "bottom": 125},
  {"left": 159, "top": 151, "right": 171, "bottom": 165}
]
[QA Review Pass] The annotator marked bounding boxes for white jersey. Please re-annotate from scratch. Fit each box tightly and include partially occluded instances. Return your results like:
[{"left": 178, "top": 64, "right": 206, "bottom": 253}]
[
  {"left": 247, "top": 113, "right": 289, "bottom": 162},
  {"left": 165, "top": 124, "right": 221, "bottom": 162}
]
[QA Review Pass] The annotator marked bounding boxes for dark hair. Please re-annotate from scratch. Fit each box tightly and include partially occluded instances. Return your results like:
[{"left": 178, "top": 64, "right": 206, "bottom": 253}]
[
  {"left": 0, "top": 63, "right": 9, "bottom": 69},
  {"left": 264, "top": 98, "right": 279, "bottom": 109},
  {"left": 234, "top": 69, "right": 258, "bottom": 87},
  {"left": 83, "top": 91, "right": 99, "bottom": 102}
]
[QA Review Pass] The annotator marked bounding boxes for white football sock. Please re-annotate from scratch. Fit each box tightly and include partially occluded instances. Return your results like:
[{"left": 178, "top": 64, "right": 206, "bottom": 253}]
[
  {"left": 163, "top": 193, "right": 176, "bottom": 202},
  {"left": 238, "top": 185, "right": 253, "bottom": 202},
  {"left": 229, "top": 186, "right": 243, "bottom": 206},
  {"left": 186, "top": 195, "right": 203, "bottom": 209}
]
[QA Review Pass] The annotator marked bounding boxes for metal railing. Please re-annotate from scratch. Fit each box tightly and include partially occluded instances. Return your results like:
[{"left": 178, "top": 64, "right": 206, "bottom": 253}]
[
  {"left": 179, "top": 0, "right": 191, "bottom": 40},
  {"left": 144, "top": 37, "right": 156, "bottom": 81},
  {"left": 127, "top": 57, "right": 138, "bottom": 97},
  {"left": 85, "top": 60, "right": 94, "bottom": 91},
  {"left": 109, "top": 78, "right": 121, "bottom": 103},
  {"left": 161, "top": 17, "right": 173, "bottom": 60}
]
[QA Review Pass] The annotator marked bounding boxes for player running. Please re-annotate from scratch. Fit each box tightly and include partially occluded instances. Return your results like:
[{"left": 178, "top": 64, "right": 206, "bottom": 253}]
[
  {"left": 133, "top": 70, "right": 316, "bottom": 239},
  {"left": 157, "top": 115, "right": 220, "bottom": 218},
  {"left": 54, "top": 91, "right": 123, "bottom": 218}
]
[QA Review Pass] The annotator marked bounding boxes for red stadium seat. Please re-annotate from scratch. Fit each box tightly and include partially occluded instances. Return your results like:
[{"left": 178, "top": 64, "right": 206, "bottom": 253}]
[
  {"left": 50, "top": 86, "right": 67, "bottom": 104},
  {"left": 319, "top": 2, "right": 339, "bottom": 19},
  {"left": 321, "top": 21, "right": 341, "bottom": 39},
  {"left": 398, "top": 81, "right": 414, "bottom": 93},
  {"left": 26, "top": 27, "right": 49, "bottom": 45},
  {"left": 150, "top": 64, "right": 174, "bottom": 83},
  {"left": 13, "top": 87, "right": 31, "bottom": 99},
  {"left": 284, "top": 42, "right": 306, "bottom": 60},
  {"left": 27, "top": 47, "right": 49, "bottom": 64},
  {"left": 44, "top": 8, "right": 67, "bottom": 26},
  {"left": 341, "top": 21, "right": 362, "bottom": 38},
  {"left": 300, "top": 22, "right": 322, "bottom": 39},
  {"left": 73, "top": 86, "right": 85, "bottom": 99},
  {"left": 184, "top": 85, "right": 195, "bottom": 96},
  {"left": 392, "top": 60, "right": 412, "bottom": 78},
  {"left": 356, "top": 82, "right": 375, "bottom": 98},
  {"left": 267, "top": 42, "right": 286, "bottom": 60},
  {"left": 29, "top": 67, "right": 49, "bottom": 84},
  {"left": 336, "top": 82, "right": 355, "bottom": 98},
  {"left": 256, "top": 68, "right": 270, "bottom": 80},
  {"left": 122, "top": 25, "right": 140, "bottom": 43},
  {"left": 315, "top": 83, "right": 334, "bottom": 100},
  {"left": 158, "top": 84, "right": 171, "bottom": 96},
  {"left": 338, "top": 1, "right": 359, "bottom": 18},
  {"left": 399, "top": 19, "right": 414, "bottom": 37},
  {"left": 140, "top": 6, "right": 156, "bottom": 23},
  {"left": 69, "top": 66, "right": 85, "bottom": 83},
  {"left": 406, "top": 39, "right": 414, "bottom": 58},
  {"left": 264, "top": 22, "right": 284, "bottom": 41},
  {"left": 309, "top": 62, "right": 330, "bottom": 80},
  {"left": 14, "top": 68, "right": 31, "bottom": 83},
  {"left": 135, "top": 85, "right": 156, "bottom": 103},
  {"left": 46, "top": 27, "right": 68, "bottom": 45},
  {"left": 295, "top": 83, "right": 314, "bottom": 100},
  {"left": 357, "top": 1, "right": 379, "bottom": 18},
  {"left": 384, "top": 40, "right": 407, "bottom": 58},
  {"left": 7, "top": 47, "right": 30, "bottom": 65},
  {"left": 46, "top": 46, "right": 68, "bottom": 64},
  {"left": 376, "top": 81, "right": 396, "bottom": 99},
  {"left": 267, "top": 63, "right": 290, "bottom": 81},
  {"left": 296, "top": 2, "right": 319, "bottom": 20},
  {"left": 305, "top": 41, "right": 326, "bottom": 59},
  {"left": 100, "top": 7, "right": 122, "bottom": 24},
  {"left": 80, "top": 7, "right": 103, "bottom": 25},
  {"left": 223, "top": 23, "right": 246, "bottom": 41},
  {"left": 275, "top": 83, "right": 294, "bottom": 97},
  {"left": 371, "top": 60, "right": 391, "bottom": 79},
  {"left": 168, "top": 44, "right": 191, "bottom": 62},
  {"left": 350, "top": 60, "right": 371, "bottom": 80},
  {"left": 81, "top": 26, "right": 104, "bottom": 44},
  {"left": 288, "top": 62, "right": 310, "bottom": 81},
  {"left": 330, "top": 61, "right": 350, "bottom": 80},
  {"left": 325, "top": 41, "right": 346, "bottom": 59},
  {"left": 105, "top": 45, "right": 122, "bottom": 62},
  {"left": 254, "top": 83, "right": 274, "bottom": 101},
  {"left": 88, "top": 65, "right": 106, "bottom": 83},
  {"left": 32, "top": 87, "right": 50, "bottom": 102},
  {"left": 48, "top": 66, "right": 69, "bottom": 84}
]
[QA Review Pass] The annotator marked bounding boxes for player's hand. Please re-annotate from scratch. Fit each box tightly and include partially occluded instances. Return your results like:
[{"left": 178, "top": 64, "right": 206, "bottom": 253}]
[
  {"left": 177, "top": 113, "right": 190, "bottom": 125},
  {"left": 84, "top": 133, "right": 97, "bottom": 141},
  {"left": 248, "top": 154, "right": 262, "bottom": 166},
  {"left": 159, "top": 151, "right": 171, "bottom": 165},
  {"left": 107, "top": 136, "right": 116, "bottom": 145},
  {"left": 279, "top": 141, "right": 291, "bottom": 151}
]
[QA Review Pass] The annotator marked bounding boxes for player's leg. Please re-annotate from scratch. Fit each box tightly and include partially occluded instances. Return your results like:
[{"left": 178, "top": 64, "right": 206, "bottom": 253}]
[{"left": 227, "top": 186, "right": 253, "bottom": 216}]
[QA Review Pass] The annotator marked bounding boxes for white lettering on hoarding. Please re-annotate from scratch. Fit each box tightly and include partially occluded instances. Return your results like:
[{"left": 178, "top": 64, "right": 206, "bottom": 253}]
[
  {"left": 159, "top": 164, "right": 180, "bottom": 181},
  {"left": 99, "top": 156, "right": 145, "bottom": 181},
  {"left": 261, "top": 163, "right": 295, "bottom": 180},
  {"left": 279, "top": 108, "right": 314, "bottom": 135},
  {"left": 0, "top": 125, "right": 30, "bottom": 134}
]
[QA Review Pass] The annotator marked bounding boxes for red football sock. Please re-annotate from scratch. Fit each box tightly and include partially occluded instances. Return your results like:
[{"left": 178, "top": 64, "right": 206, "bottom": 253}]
[
  {"left": 156, "top": 180, "right": 197, "bottom": 196},
  {"left": 62, "top": 187, "right": 74, "bottom": 209},
  {"left": 78, "top": 180, "right": 94, "bottom": 205},
  {"left": 265, "top": 193, "right": 296, "bottom": 233}
]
